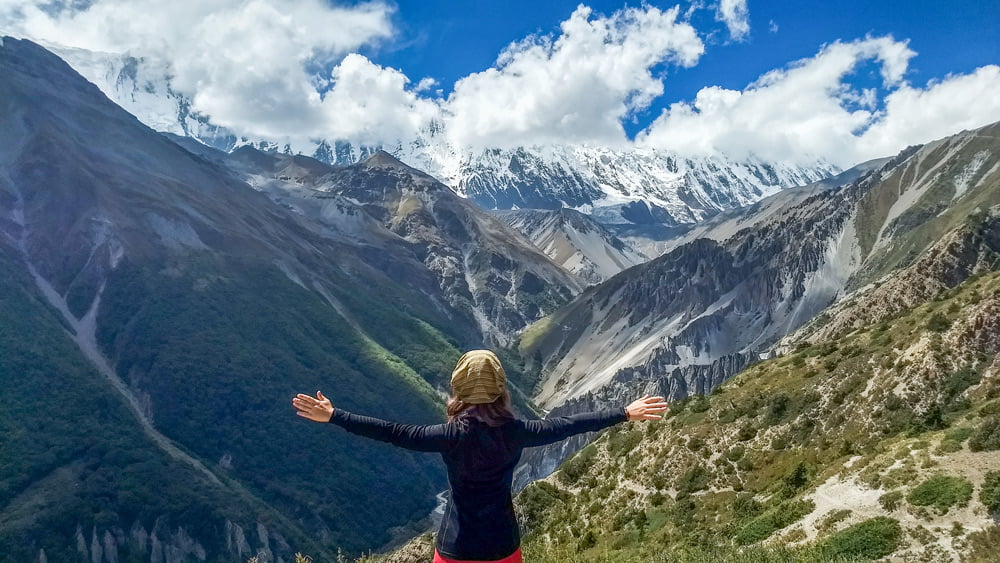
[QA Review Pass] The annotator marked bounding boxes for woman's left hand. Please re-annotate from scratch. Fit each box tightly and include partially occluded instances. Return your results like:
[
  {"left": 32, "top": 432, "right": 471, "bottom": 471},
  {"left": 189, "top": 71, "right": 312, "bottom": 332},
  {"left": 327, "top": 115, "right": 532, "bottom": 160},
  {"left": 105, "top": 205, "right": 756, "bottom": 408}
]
[{"left": 292, "top": 390, "right": 334, "bottom": 422}]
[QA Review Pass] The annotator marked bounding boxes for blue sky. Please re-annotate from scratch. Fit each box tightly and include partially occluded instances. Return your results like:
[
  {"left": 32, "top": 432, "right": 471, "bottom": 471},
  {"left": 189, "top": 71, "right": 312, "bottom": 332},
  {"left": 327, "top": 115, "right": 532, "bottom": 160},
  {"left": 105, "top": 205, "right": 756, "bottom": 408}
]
[
  {"left": 3, "top": 0, "right": 999, "bottom": 165},
  {"left": 373, "top": 0, "right": 999, "bottom": 138}
]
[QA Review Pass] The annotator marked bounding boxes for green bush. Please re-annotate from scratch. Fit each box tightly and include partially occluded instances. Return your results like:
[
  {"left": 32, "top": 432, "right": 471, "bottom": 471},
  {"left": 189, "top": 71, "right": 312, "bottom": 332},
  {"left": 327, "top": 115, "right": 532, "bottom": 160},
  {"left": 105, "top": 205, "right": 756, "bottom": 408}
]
[
  {"left": 735, "top": 500, "right": 814, "bottom": 545},
  {"left": 907, "top": 474, "right": 973, "bottom": 512},
  {"left": 558, "top": 445, "right": 598, "bottom": 485},
  {"left": 675, "top": 465, "right": 711, "bottom": 496},
  {"left": 946, "top": 426, "right": 974, "bottom": 443},
  {"left": 980, "top": 471, "right": 1000, "bottom": 515},
  {"left": 821, "top": 517, "right": 902, "bottom": 560},
  {"left": 878, "top": 490, "right": 904, "bottom": 512},
  {"left": 517, "top": 481, "right": 570, "bottom": 535},
  {"left": 925, "top": 312, "right": 951, "bottom": 332},
  {"left": 688, "top": 395, "right": 710, "bottom": 413},
  {"left": 935, "top": 440, "right": 963, "bottom": 454},
  {"left": 607, "top": 429, "right": 643, "bottom": 456},
  {"left": 782, "top": 462, "right": 810, "bottom": 497},
  {"left": 969, "top": 415, "right": 1000, "bottom": 452}
]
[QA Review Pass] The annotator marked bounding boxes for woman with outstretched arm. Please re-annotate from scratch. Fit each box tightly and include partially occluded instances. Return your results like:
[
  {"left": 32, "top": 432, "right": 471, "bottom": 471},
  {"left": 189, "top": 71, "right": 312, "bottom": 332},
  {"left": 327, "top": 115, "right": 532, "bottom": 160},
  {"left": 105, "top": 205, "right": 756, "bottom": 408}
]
[{"left": 292, "top": 349, "right": 669, "bottom": 563}]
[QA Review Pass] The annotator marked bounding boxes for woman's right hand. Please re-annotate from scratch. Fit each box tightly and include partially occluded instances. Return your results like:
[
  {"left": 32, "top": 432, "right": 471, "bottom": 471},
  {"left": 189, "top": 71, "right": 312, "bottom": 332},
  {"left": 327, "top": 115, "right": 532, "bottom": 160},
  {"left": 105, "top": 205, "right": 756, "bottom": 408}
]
[
  {"left": 625, "top": 395, "right": 669, "bottom": 421},
  {"left": 292, "top": 390, "right": 334, "bottom": 422}
]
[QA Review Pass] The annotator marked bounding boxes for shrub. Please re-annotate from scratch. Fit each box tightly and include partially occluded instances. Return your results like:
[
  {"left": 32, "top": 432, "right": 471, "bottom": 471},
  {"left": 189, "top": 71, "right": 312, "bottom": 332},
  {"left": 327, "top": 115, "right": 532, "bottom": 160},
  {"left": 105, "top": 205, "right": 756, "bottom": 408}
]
[
  {"left": 558, "top": 445, "right": 597, "bottom": 485},
  {"left": 879, "top": 490, "right": 904, "bottom": 512},
  {"left": 735, "top": 500, "right": 814, "bottom": 545},
  {"left": 782, "top": 462, "right": 810, "bottom": 497},
  {"left": 688, "top": 395, "right": 710, "bottom": 413},
  {"left": 771, "top": 435, "right": 789, "bottom": 450},
  {"left": 935, "top": 440, "right": 963, "bottom": 454},
  {"left": 816, "top": 509, "right": 851, "bottom": 533},
  {"left": 981, "top": 471, "right": 1000, "bottom": 515},
  {"left": 906, "top": 474, "right": 973, "bottom": 513},
  {"left": 943, "top": 368, "right": 981, "bottom": 407},
  {"left": 765, "top": 394, "right": 790, "bottom": 426},
  {"left": 607, "top": 429, "right": 643, "bottom": 456},
  {"left": 517, "top": 481, "right": 570, "bottom": 534},
  {"left": 926, "top": 312, "right": 951, "bottom": 332},
  {"left": 946, "top": 426, "right": 974, "bottom": 443},
  {"left": 733, "top": 492, "right": 763, "bottom": 519},
  {"left": 966, "top": 525, "right": 1000, "bottom": 562},
  {"left": 969, "top": 415, "right": 1000, "bottom": 452},
  {"left": 737, "top": 423, "right": 757, "bottom": 441},
  {"left": 821, "top": 517, "right": 902, "bottom": 560},
  {"left": 717, "top": 408, "right": 737, "bottom": 424},
  {"left": 726, "top": 445, "right": 746, "bottom": 461},
  {"left": 675, "top": 465, "right": 711, "bottom": 496}
]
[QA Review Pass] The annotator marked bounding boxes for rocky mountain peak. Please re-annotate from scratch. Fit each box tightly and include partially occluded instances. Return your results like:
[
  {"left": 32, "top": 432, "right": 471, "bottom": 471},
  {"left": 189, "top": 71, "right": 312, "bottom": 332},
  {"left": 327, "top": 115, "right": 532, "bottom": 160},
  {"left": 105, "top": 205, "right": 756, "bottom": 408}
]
[{"left": 362, "top": 149, "right": 414, "bottom": 171}]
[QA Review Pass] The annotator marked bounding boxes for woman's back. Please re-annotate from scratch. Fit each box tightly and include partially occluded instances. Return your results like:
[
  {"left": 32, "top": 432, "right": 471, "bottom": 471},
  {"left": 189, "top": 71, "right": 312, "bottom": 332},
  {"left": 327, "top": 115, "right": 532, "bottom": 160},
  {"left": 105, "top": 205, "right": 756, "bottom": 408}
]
[{"left": 325, "top": 407, "right": 628, "bottom": 560}]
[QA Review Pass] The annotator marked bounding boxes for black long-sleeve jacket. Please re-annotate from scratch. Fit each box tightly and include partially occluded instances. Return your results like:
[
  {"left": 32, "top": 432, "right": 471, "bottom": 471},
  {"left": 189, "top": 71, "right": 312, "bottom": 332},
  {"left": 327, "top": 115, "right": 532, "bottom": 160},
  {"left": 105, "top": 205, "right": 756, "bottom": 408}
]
[{"left": 328, "top": 407, "right": 627, "bottom": 561}]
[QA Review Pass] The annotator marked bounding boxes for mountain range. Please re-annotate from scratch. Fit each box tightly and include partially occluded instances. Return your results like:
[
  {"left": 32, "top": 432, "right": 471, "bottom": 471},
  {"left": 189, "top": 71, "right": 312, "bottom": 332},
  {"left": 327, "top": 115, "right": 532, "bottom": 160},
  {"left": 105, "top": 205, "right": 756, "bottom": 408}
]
[
  {"left": 3, "top": 36, "right": 999, "bottom": 563},
  {"left": 48, "top": 45, "right": 839, "bottom": 226},
  {"left": 0, "top": 37, "right": 575, "bottom": 562}
]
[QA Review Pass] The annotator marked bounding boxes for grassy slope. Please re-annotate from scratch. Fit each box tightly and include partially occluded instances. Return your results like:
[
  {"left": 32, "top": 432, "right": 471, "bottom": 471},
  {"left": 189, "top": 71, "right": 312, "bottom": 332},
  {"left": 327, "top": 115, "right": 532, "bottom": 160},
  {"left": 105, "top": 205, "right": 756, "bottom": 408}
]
[
  {"left": 851, "top": 125, "right": 1000, "bottom": 290},
  {"left": 513, "top": 271, "right": 1000, "bottom": 562},
  {"left": 92, "top": 254, "right": 467, "bottom": 555},
  {"left": 0, "top": 249, "right": 329, "bottom": 562}
]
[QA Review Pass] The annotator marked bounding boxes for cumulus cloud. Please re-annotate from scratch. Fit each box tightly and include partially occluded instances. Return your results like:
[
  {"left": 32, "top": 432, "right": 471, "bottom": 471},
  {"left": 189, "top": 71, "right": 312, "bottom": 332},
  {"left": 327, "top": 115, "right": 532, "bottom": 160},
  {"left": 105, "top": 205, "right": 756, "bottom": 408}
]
[
  {"left": 4, "top": 2, "right": 999, "bottom": 167},
  {"left": 637, "top": 36, "right": 1000, "bottom": 166},
  {"left": 442, "top": 5, "right": 704, "bottom": 149},
  {"left": 0, "top": 0, "right": 413, "bottom": 145},
  {"left": 716, "top": 0, "right": 750, "bottom": 41},
  {"left": 854, "top": 65, "right": 1000, "bottom": 160}
]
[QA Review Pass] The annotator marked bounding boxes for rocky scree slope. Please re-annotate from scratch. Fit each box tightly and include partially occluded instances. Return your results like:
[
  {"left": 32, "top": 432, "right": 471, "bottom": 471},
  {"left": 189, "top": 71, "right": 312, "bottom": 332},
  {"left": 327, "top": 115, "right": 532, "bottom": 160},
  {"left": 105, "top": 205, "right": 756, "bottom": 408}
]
[
  {"left": 222, "top": 146, "right": 583, "bottom": 348},
  {"left": 511, "top": 123, "right": 1000, "bottom": 490},
  {"left": 494, "top": 207, "right": 647, "bottom": 286}
]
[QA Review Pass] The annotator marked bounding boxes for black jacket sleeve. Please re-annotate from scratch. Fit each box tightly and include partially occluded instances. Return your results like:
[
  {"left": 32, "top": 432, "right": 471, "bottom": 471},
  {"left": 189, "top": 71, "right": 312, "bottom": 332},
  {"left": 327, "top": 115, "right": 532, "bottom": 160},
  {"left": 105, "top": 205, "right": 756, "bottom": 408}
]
[
  {"left": 328, "top": 409, "right": 456, "bottom": 452},
  {"left": 514, "top": 408, "right": 628, "bottom": 447}
]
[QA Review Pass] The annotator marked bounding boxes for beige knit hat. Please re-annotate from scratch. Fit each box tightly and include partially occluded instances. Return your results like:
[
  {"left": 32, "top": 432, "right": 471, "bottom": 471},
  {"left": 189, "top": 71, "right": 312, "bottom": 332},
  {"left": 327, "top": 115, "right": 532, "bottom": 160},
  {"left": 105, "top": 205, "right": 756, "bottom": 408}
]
[{"left": 450, "top": 350, "right": 506, "bottom": 404}]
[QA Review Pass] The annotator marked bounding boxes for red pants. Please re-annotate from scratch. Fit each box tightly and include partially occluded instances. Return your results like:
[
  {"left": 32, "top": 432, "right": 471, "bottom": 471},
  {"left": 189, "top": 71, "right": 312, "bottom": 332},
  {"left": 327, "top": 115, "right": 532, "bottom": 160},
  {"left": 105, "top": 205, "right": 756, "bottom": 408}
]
[{"left": 433, "top": 547, "right": 523, "bottom": 563}]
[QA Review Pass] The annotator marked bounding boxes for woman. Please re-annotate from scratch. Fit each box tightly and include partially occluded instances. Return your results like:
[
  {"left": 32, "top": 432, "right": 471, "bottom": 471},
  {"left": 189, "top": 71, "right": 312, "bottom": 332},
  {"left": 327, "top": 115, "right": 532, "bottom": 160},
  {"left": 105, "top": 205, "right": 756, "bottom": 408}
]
[{"left": 292, "top": 350, "right": 668, "bottom": 563}]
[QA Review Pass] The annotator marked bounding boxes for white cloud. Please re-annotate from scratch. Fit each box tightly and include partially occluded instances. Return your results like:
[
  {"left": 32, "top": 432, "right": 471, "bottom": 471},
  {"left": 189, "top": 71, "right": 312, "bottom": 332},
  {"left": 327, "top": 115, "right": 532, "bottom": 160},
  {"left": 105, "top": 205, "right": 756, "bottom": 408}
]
[
  {"left": 855, "top": 65, "right": 1000, "bottom": 160},
  {"left": 716, "top": 0, "right": 750, "bottom": 41},
  {"left": 441, "top": 5, "right": 704, "bottom": 149},
  {"left": 637, "top": 37, "right": 955, "bottom": 165},
  {"left": 4, "top": 2, "right": 998, "bottom": 168},
  {"left": 318, "top": 54, "right": 440, "bottom": 146},
  {"left": 0, "top": 0, "right": 406, "bottom": 144}
]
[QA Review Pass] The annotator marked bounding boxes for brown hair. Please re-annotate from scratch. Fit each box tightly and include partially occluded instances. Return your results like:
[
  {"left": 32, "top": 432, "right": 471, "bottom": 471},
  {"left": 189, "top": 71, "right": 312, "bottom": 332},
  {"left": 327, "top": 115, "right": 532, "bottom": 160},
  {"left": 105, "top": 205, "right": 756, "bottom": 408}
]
[{"left": 447, "top": 389, "right": 514, "bottom": 427}]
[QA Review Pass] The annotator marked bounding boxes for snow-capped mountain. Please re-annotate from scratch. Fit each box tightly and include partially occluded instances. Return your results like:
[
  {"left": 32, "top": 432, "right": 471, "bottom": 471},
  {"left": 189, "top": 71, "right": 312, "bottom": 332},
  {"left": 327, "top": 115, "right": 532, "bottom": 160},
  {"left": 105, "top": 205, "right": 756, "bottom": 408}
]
[
  {"left": 50, "top": 46, "right": 840, "bottom": 226},
  {"left": 494, "top": 208, "right": 647, "bottom": 285}
]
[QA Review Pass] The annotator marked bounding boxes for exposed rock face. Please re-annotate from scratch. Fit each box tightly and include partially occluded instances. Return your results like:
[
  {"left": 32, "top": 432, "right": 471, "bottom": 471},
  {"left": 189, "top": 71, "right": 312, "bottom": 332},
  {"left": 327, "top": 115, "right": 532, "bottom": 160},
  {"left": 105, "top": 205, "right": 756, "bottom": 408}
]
[
  {"left": 66, "top": 519, "right": 288, "bottom": 563},
  {"left": 528, "top": 124, "right": 1000, "bottom": 411},
  {"left": 793, "top": 207, "right": 1000, "bottom": 344},
  {"left": 225, "top": 147, "right": 583, "bottom": 346},
  {"left": 495, "top": 208, "right": 647, "bottom": 285}
]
